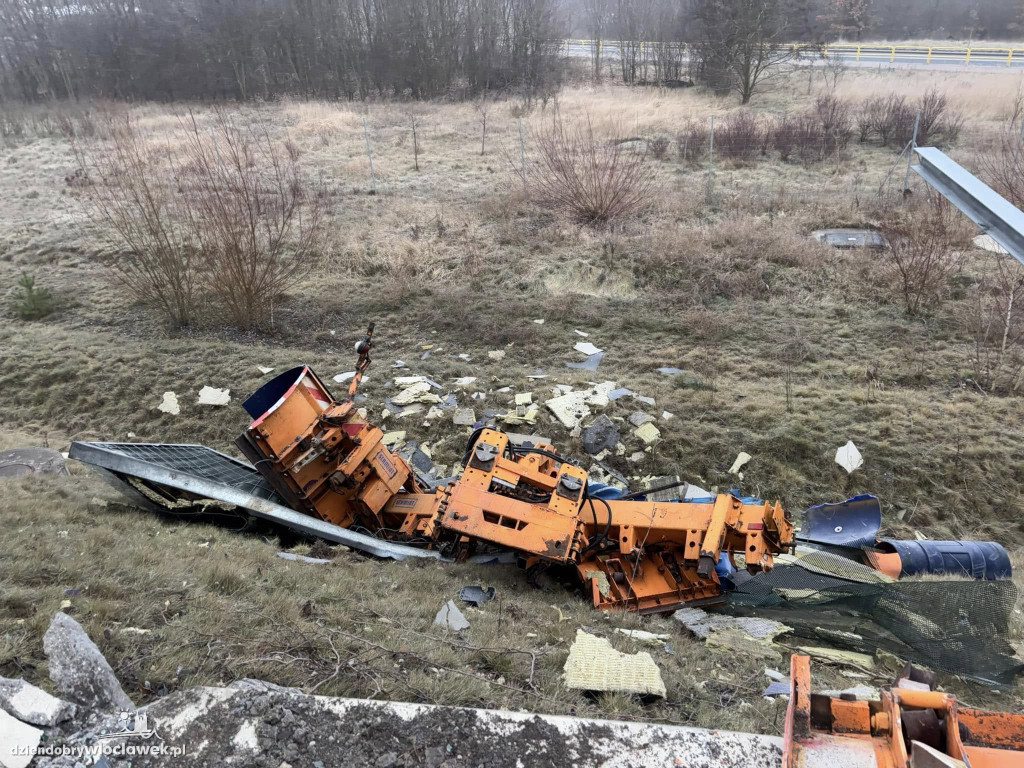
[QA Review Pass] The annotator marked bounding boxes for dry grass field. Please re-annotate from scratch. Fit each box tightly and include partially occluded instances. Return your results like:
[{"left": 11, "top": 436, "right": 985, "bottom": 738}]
[{"left": 2, "top": 64, "right": 1023, "bottom": 733}]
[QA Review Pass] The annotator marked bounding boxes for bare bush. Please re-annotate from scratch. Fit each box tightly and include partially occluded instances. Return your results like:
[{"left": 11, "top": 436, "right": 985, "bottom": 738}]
[
  {"left": 676, "top": 120, "right": 708, "bottom": 162},
  {"left": 649, "top": 136, "right": 669, "bottom": 160},
  {"left": 816, "top": 94, "right": 852, "bottom": 155},
  {"left": 73, "top": 113, "right": 199, "bottom": 329},
  {"left": 75, "top": 110, "right": 326, "bottom": 330},
  {"left": 856, "top": 90, "right": 962, "bottom": 148},
  {"left": 179, "top": 112, "right": 326, "bottom": 330},
  {"left": 714, "top": 111, "right": 764, "bottom": 161},
  {"left": 878, "top": 196, "right": 962, "bottom": 316},
  {"left": 978, "top": 123, "right": 1024, "bottom": 209},
  {"left": 963, "top": 255, "right": 1024, "bottom": 394},
  {"left": 529, "top": 116, "right": 656, "bottom": 225}
]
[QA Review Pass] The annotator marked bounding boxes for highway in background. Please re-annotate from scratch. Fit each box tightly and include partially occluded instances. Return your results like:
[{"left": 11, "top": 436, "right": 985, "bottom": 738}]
[{"left": 561, "top": 40, "right": 1024, "bottom": 69}]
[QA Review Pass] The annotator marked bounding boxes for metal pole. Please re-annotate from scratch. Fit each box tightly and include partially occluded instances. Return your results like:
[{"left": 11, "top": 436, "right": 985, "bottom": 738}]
[
  {"left": 706, "top": 116, "right": 714, "bottom": 206},
  {"left": 362, "top": 116, "right": 376, "bottom": 194},
  {"left": 902, "top": 110, "right": 921, "bottom": 198},
  {"left": 518, "top": 117, "right": 526, "bottom": 184}
]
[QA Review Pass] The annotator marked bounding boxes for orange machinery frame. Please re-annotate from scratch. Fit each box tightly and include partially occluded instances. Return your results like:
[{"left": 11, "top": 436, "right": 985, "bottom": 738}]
[
  {"left": 783, "top": 654, "right": 1024, "bottom": 768},
  {"left": 236, "top": 326, "right": 795, "bottom": 614}
]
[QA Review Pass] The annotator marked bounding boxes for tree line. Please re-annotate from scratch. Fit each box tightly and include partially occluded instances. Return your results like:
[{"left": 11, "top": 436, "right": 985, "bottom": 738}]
[
  {"left": 0, "top": 0, "right": 562, "bottom": 102},
  {"left": 2, "top": 0, "right": 1022, "bottom": 104}
]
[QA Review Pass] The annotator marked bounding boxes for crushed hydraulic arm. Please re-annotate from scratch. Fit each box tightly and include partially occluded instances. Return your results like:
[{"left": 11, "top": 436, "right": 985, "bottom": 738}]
[{"left": 234, "top": 325, "right": 795, "bottom": 613}]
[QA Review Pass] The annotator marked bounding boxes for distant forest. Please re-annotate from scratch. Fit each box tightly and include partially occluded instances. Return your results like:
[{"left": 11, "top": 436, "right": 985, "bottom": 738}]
[{"left": 0, "top": 0, "right": 1020, "bottom": 103}]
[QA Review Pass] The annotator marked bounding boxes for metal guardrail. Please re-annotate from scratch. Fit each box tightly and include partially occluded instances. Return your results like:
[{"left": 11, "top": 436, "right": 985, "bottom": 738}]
[{"left": 560, "top": 40, "right": 1024, "bottom": 66}]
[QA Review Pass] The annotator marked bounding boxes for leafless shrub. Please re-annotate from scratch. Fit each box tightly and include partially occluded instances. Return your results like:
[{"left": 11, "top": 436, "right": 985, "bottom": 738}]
[
  {"left": 649, "top": 136, "right": 669, "bottom": 160},
  {"left": 878, "top": 195, "right": 963, "bottom": 316},
  {"left": 75, "top": 110, "right": 326, "bottom": 330},
  {"left": 856, "top": 90, "right": 961, "bottom": 148},
  {"left": 676, "top": 120, "right": 708, "bottom": 163},
  {"left": 72, "top": 113, "right": 199, "bottom": 329},
  {"left": 857, "top": 96, "right": 886, "bottom": 142},
  {"left": 179, "top": 111, "right": 326, "bottom": 330},
  {"left": 528, "top": 116, "right": 656, "bottom": 225},
  {"left": 816, "top": 94, "right": 852, "bottom": 155},
  {"left": 714, "top": 111, "right": 764, "bottom": 161},
  {"left": 978, "top": 123, "right": 1024, "bottom": 209},
  {"left": 963, "top": 255, "right": 1024, "bottom": 394}
]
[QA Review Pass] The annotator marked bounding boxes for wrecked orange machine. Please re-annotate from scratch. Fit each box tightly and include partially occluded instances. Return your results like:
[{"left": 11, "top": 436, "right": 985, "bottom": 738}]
[
  {"left": 783, "top": 654, "right": 1024, "bottom": 767},
  {"left": 235, "top": 324, "right": 795, "bottom": 614}
]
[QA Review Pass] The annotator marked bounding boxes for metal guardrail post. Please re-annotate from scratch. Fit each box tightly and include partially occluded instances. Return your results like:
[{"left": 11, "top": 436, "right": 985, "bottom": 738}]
[{"left": 965, "top": 48, "right": 971, "bottom": 65}]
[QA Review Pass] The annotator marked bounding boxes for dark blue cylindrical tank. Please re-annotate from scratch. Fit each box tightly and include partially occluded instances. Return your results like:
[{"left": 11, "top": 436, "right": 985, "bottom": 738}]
[{"left": 877, "top": 539, "right": 1012, "bottom": 580}]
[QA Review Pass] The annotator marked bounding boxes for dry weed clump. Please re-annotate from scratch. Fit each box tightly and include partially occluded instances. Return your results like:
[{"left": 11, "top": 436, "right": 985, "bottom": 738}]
[
  {"left": 878, "top": 196, "right": 966, "bottom": 316},
  {"left": 529, "top": 116, "right": 656, "bottom": 225}
]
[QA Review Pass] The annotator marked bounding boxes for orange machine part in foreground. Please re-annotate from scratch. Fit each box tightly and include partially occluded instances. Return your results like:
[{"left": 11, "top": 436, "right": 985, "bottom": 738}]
[
  {"left": 237, "top": 325, "right": 796, "bottom": 614},
  {"left": 783, "top": 654, "right": 1024, "bottom": 768}
]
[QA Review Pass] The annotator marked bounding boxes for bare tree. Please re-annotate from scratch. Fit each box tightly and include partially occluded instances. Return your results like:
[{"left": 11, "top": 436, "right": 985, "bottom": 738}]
[
  {"left": 583, "top": 0, "right": 612, "bottom": 82},
  {"left": 690, "top": 0, "right": 811, "bottom": 105},
  {"left": 963, "top": 254, "right": 1024, "bottom": 394},
  {"left": 475, "top": 97, "right": 490, "bottom": 156}
]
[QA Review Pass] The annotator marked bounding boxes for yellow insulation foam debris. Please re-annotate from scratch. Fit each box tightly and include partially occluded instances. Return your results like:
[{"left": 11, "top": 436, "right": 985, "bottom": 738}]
[{"left": 562, "top": 630, "right": 666, "bottom": 698}]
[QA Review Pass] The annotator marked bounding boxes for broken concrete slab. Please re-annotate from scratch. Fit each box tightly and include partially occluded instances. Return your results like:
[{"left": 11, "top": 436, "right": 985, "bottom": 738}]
[
  {"left": 0, "top": 707, "right": 40, "bottom": 768},
  {"left": 394, "top": 375, "right": 427, "bottom": 386},
  {"left": 634, "top": 422, "right": 661, "bottom": 444},
  {"left": 562, "top": 630, "right": 666, "bottom": 698},
  {"left": 433, "top": 600, "right": 470, "bottom": 631},
  {"left": 42, "top": 612, "right": 134, "bottom": 712},
  {"left": 197, "top": 386, "right": 231, "bottom": 406},
  {"left": 158, "top": 391, "right": 180, "bottom": 415},
  {"left": 582, "top": 414, "right": 619, "bottom": 455},
  {"left": 546, "top": 391, "right": 592, "bottom": 429},
  {"left": 44, "top": 683, "right": 783, "bottom": 768},
  {"left": 0, "top": 448, "right": 68, "bottom": 479},
  {"left": 0, "top": 677, "right": 76, "bottom": 726}
]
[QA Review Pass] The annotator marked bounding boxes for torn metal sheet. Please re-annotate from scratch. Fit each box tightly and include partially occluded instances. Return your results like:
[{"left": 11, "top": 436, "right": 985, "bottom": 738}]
[
  {"left": 566, "top": 352, "right": 603, "bottom": 370},
  {"left": 458, "top": 585, "right": 496, "bottom": 606},
  {"left": 0, "top": 447, "right": 68, "bottom": 479},
  {"left": 68, "top": 441, "right": 445, "bottom": 563},
  {"left": 800, "top": 495, "right": 881, "bottom": 549}
]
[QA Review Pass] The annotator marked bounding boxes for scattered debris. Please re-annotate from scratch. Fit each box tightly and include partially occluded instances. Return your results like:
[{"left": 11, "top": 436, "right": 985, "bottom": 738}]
[
  {"left": 661, "top": 411, "right": 674, "bottom": 420},
  {"left": 632, "top": 394, "right": 655, "bottom": 407},
  {"left": 458, "top": 586, "right": 496, "bottom": 607},
  {"left": 453, "top": 408, "right": 476, "bottom": 426},
  {"left": 488, "top": 350, "right": 506, "bottom": 361},
  {"left": 614, "top": 629, "right": 671, "bottom": 646},
  {"left": 433, "top": 600, "right": 470, "bottom": 631},
  {"left": 628, "top": 412, "right": 653, "bottom": 427},
  {"left": 634, "top": 422, "right": 660, "bottom": 444},
  {"left": 607, "top": 387, "right": 632, "bottom": 400},
  {"left": 0, "top": 677, "right": 76, "bottom": 726},
  {"left": 835, "top": 441, "right": 864, "bottom": 474},
  {"left": 656, "top": 367, "right": 683, "bottom": 375},
  {"left": 158, "top": 391, "right": 180, "bottom": 415},
  {"left": 392, "top": 381, "right": 440, "bottom": 406},
  {"left": 628, "top": 451, "right": 646, "bottom": 463},
  {"left": 797, "top": 646, "right": 875, "bottom": 669},
  {"left": 562, "top": 630, "right": 666, "bottom": 698},
  {"left": 763, "top": 681, "right": 790, "bottom": 697},
  {"left": 533, "top": 319, "right": 545, "bottom": 324},
  {"left": 574, "top": 341, "right": 602, "bottom": 356},
  {"left": 574, "top": 329, "right": 589, "bottom": 337},
  {"left": 729, "top": 452, "right": 752, "bottom": 476},
  {"left": 674, "top": 607, "right": 791, "bottom": 642},
  {"left": 381, "top": 430, "right": 406, "bottom": 447},
  {"left": 453, "top": 376, "right": 477, "bottom": 388},
  {"left": 277, "top": 552, "right": 330, "bottom": 565},
  {"left": 581, "top": 415, "right": 619, "bottom": 455},
  {"left": 0, "top": 448, "right": 68, "bottom": 479},
  {"left": 197, "top": 386, "right": 231, "bottom": 406},
  {"left": 546, "top": 391, "right": 592, "bottom": 429},
  {"left": 258, "top": 366, "right": 275, "bottom": 375},
  {"left": 567, "top": 352, "right": 604, "bottom": 371},
  {"left": 393, "top": 360, "right": 407, "bottom": 367},
  {"left": 514, "top": 392, "right": 532, "bottom": 406},
  {"left": 0, "top": 708, "right": 40, "bottom": 768},
  {"left": 43, "top": 612, "right": 134, "bottom": 711},
  {"left": 764, "top": 668, "right": 786, "bottom": 682}
]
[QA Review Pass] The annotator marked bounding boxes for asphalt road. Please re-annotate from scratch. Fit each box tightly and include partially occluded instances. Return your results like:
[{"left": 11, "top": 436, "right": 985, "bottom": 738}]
[{"left": 562, "top": 41, "right": 1024, "bottom": 69}]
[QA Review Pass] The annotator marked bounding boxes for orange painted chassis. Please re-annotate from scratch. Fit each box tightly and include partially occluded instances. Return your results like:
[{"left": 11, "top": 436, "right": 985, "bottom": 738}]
[
  {"left": 235, "top": 339, "right": 794, "bottom": 614},
  {"left": 784, "top": 654, "right": 1024, "bottom": 767}
]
